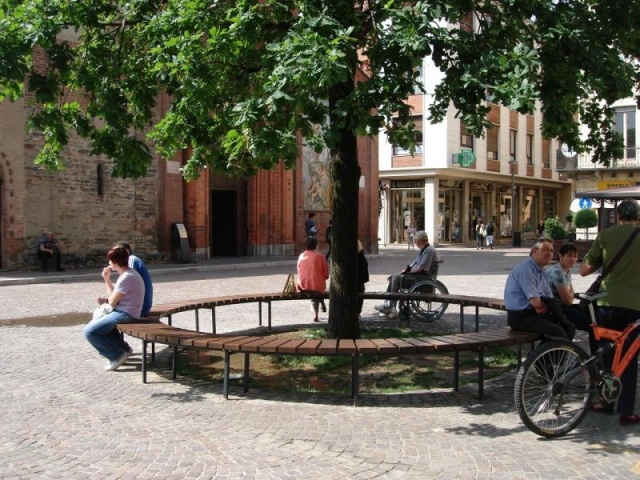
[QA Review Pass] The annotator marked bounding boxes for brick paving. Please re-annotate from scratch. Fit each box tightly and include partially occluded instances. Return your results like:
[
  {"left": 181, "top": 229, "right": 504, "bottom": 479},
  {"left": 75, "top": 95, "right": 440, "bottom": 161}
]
[{"left": 0, "top": 245, "right": 638, "bottom": 479}]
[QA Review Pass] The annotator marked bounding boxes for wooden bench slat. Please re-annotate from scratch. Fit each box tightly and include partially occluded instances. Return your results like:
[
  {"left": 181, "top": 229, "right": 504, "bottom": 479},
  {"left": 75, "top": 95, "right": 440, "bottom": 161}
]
[
  {"left": 337, "top": 339, "right": 357, "bottom": 354},
  {"left": 257, "top": 337, "right": 295, "bottom": 353},
  {"left": 385, "top": 338, "right": 417, "bottom": 353},
  {"left": 353, "top": 338, "right": 379, "bottom": 354},
  {"left": 296, "top": 339, "right": 322, "bottom": 354},
  {"left": 369, "top": 338, "right": 398, "bottom": 354},
  {"left": 276, "top": 339, "right": 307, "bottom": 354},
  {"left": 316, "top": 339, "right": 338, "bottom": 354},
  {"left": 240, "top": 337, "right": 279, "bottom": 352}
]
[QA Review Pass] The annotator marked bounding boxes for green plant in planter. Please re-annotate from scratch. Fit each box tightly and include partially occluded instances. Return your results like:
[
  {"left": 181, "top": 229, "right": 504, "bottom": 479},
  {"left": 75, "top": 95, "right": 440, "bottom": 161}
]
[
  {"left": 574, "top": 208, "right": 598, "bottom": 240},
  {"left": 544, "top": 216, "right": 567, "bottom": 240}
]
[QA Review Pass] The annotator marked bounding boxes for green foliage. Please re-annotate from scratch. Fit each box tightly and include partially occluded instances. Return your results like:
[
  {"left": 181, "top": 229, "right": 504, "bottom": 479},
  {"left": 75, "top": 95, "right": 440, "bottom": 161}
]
[
  {"left": 544, "top": 216, "right": 567, "bottom": 240},
  {"left": 573, "top": 208, "right": 598, "bottom": 230},
  {"left": 1, "top": 0, "right": 638, "bottom": 179}
]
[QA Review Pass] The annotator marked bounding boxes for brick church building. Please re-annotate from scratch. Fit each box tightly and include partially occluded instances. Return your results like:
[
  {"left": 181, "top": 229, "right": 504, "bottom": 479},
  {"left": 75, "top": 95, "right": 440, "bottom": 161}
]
[{"left": 0, "top": 88, "right": 379, "bottom": 271}]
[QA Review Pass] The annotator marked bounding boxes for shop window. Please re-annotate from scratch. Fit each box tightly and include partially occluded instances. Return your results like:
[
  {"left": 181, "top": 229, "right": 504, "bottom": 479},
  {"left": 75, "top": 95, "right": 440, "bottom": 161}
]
[
  {"left": 460, "top": 121, "right": 474, "bottom": 151},
  {"left": 392, "top": 116, "right": 423, "bottom": 155}
]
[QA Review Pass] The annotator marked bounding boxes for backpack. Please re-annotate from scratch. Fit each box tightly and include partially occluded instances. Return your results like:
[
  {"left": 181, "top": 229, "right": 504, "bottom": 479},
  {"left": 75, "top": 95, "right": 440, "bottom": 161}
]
[{"left": 486, "top": 224, "right": 494, "bottom": 236}]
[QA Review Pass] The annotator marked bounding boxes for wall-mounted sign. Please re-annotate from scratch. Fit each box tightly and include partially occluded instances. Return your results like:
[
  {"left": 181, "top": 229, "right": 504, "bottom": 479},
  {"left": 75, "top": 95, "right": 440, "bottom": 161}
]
[
  {"left": 597, "top": 180, "right": 634, "bottom": 190},
  {"left": 390, "top": 180, "right": 426, "bottom": 189},
  {"left": 458, "top": 149, "right": 475, "bottom": 167}
]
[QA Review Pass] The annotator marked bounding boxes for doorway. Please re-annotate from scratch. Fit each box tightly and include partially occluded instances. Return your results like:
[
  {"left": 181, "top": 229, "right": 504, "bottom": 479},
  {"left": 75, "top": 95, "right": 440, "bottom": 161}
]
[{"left": 211, "top": 190, "right": 237, "bottom": 256}]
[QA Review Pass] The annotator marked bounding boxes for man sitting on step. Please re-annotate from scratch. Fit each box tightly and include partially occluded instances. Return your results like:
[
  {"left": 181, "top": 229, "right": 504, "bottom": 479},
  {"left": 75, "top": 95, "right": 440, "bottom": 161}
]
[{"left": 374, "top": 230, "right": 438, "bottom": 318}]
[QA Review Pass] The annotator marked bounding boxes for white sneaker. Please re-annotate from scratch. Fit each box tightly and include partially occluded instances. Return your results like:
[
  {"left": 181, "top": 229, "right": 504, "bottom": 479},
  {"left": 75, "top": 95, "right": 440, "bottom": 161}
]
[
  {"left": 386, "top": 307, "right": 398, "bottom": 318},
  {"left": 105, "top": 352, "right": 128, "bottom": 371}
]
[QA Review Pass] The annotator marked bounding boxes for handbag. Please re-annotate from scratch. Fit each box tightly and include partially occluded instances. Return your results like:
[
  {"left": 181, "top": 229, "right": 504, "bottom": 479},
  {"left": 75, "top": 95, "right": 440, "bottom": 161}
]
[
  {"left": 283, "top": 274, "right": 297, "bottom": 294},
  {"left": 579, "top": 227, "right": 640, "bottom": 308}
]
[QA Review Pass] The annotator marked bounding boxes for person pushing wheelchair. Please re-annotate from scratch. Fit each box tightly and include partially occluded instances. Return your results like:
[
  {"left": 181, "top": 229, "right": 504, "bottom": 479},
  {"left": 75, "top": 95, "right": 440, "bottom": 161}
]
[{"left": 374, "top": 230, "right": 438, "bottom": 318}]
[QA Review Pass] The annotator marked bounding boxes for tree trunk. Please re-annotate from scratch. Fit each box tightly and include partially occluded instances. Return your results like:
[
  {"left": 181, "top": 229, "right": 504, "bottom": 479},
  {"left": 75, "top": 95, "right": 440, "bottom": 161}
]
[{"left": 326, "top": 78, "right": 361, "bottom": 340}]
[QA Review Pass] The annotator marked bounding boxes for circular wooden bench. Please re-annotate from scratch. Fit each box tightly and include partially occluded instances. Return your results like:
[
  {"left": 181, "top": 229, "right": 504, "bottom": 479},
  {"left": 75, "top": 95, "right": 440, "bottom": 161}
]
[{"left": 118, "top": 292, "right": 539, "bottom": 405}]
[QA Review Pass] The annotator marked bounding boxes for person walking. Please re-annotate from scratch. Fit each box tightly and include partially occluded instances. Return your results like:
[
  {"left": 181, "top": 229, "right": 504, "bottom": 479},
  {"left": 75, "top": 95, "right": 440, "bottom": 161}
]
[
  {"left": 580, "top": 199, "right": 640, "bottom": 425},
  {"left": 475, "top": 220, "right": 485, "bottom": 249},
  {"left": 485, "top": 221, "right": 495, "bottom": 249},
  {"left": 406, "top": 223, "right": 416, "bottom": 250},
  {"left": 296, "top": 236, "right": 329, "bottom": 322}
]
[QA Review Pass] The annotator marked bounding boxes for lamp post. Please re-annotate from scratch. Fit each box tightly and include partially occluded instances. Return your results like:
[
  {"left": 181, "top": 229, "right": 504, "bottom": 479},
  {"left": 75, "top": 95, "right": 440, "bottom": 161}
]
[{"left": 509, "top": 160, "right": 518, "bottom": 247}]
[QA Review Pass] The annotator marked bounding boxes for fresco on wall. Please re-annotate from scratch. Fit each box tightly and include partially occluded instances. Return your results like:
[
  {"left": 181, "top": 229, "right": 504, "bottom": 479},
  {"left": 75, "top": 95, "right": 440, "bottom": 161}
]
[{"left": 302, "top": 146, "right": 331, "bottom": 211}]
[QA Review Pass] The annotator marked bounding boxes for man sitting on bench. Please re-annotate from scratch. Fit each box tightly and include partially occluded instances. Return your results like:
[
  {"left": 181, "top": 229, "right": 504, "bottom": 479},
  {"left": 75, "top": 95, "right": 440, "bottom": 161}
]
[
  {"left": 37, "top": 231, "right": 64, "bottom": 272},
  {"left": 374, "top": 230, "right": 438, "bottom": 318}
]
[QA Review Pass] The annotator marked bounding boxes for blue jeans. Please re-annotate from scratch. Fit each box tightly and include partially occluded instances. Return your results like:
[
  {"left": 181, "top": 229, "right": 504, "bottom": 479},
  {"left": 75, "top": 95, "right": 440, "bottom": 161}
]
[{"left": 83, "top": 310, "right": 135, "bottom": 361}]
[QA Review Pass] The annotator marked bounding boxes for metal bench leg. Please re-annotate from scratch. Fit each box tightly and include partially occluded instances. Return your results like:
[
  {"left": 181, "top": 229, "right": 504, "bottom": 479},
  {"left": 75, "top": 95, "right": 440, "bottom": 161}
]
[
  {"left": 172, "top": 346, "right": 177, "bottom": 379},
  {"left": 243, "top": 353, "right": 250, "bottom": 393},
  {"left": 453, "top": 351, "right": 459, "bottom": 392},
  {"left": 223, "top": 350, "right": 230, "bottom": 400},
  {"left": 478, "top": 347, "right": 485, "bottom": 399},
  {"left": 151, "top": 342, "right": 155, "bottom": 362},
  {"left": 352, "top": 354, "right": 360, "bottom": 406},
  {"left": 258, "top": 301, "right": 263, "bottom": 327},
  {"left": 211, "top": 307, "right": 216, "bottom": 334},
  {"left": 142, "top": 340, "right": 148, "bottom": 384},
  {"left": 459, "top": 305, "right": 464, "bottom": 332},
  {"left": 475, "top": 306, "right": 480, "bottom": 332},
  {"left": 195, "top": 309, "right": 200, "bottom": 332},
  {"left": 268, "top": 301, "right": 272, "bottom": 330}
]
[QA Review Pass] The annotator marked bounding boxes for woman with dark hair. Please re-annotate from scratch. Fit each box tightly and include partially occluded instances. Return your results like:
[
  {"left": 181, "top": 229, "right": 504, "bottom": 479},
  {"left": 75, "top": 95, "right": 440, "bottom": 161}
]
[{"left": 83, "top": 247, "right": 145, "bottom": 371}]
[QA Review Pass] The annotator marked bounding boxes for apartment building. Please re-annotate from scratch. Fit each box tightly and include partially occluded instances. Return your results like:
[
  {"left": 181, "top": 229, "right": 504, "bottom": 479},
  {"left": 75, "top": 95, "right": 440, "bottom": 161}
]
[
  {"left": 379, "top": 61, "right": 573, "bottom": 247},
  {"left": 558, "top": 96, "right": 640, "bottom": 229}
]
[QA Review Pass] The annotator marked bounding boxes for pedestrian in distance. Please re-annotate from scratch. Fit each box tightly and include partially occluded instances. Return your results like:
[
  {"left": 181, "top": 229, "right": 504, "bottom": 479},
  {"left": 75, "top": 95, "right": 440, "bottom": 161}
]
[
  {"left": 325, "top": 218, "right": 333, "bottom": 261},
  {"left": 356, "top": 239, "right": 370, "bottom": 317},
  {"left": 305, "top": 212, "right": 318, "bottom": 238},
  {"left": 296, "top": 236, "right": 329, "bottom": 322},
  {"left": 485, "top": 221, "right": 495, "bottom": 249},
  {"left": 580, "top": 199, "right": 640, "bottom": 425},
  {"left": 406, "top": 223, "right": 416, "bottom": 250},
  {"left": 475, "top": 220, "right": 485, "bottom": 249}
]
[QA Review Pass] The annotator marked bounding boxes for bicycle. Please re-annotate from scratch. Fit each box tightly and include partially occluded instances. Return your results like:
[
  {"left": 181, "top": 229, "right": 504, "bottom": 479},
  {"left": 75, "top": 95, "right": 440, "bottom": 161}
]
[
  {"left": 513, "top": 291, "right": 640, "bottom": 437},
  {"left": 397, "top": 260, "right": 449, "bottom": 322}
]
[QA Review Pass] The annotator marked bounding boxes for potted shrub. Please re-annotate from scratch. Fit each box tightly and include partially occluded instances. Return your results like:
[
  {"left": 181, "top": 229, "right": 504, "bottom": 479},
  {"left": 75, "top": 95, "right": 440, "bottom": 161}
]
[
  {"left": 573, "top": 208, "right": 598, "bottom": 260},
  {"left": 573, "top": 208, "right": 598, "bottom": 240},
  {"left": 544, "top": 216, "right": 567, "bottom": 259}
]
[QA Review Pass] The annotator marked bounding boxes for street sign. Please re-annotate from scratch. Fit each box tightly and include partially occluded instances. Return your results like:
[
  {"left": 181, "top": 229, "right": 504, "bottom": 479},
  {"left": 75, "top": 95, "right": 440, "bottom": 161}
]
[{"left": 579, "top": 197, "right": 592, "bottom": 209}]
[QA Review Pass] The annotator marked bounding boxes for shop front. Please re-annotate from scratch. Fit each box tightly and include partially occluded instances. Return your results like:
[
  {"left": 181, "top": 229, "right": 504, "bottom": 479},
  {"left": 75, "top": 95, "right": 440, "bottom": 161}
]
[{"left": 380, "top": 174, "right": 561, "bottom": 247}]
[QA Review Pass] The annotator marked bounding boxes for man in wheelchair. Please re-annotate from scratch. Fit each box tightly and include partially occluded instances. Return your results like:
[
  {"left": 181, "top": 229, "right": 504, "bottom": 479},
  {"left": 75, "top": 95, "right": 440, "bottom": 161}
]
[{"left": 374, "top": 230, "right": 439, "bottom": 318}]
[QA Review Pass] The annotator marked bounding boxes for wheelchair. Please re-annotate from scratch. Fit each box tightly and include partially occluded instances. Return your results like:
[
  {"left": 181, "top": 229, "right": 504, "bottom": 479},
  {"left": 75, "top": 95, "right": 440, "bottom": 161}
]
[{"left": 397, "top": 260, "right": 449, "bottom": 322}]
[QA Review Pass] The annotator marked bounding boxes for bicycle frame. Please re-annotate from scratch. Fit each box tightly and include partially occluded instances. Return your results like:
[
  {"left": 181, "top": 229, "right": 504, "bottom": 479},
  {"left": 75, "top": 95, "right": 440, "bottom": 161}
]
[{"left": 592, "top": 320, "right": 640, "bottom": 380}]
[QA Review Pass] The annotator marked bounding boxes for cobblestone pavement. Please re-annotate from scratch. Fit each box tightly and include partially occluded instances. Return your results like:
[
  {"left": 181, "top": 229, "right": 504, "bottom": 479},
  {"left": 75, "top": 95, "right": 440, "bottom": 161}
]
[{"left": 1, "top": 245, "right": 639, "bottom": 479}]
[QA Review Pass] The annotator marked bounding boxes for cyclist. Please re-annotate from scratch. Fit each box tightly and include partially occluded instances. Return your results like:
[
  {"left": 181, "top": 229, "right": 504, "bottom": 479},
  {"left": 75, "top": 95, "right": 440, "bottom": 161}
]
[
  {"left": 374, "top": 230, "right": 437, "bottom": 318},
  {"left": 580, "top": 199, "right": 640, "bottom": 425}
]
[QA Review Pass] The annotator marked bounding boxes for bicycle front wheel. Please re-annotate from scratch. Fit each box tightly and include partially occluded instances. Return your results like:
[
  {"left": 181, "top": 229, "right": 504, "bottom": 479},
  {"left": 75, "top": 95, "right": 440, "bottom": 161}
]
[
  {"left": 408, "top": 279, "right": 449, "bottom": 322},
  {"left": 514, "top": 341, "right": 595, "bottom": 438}
]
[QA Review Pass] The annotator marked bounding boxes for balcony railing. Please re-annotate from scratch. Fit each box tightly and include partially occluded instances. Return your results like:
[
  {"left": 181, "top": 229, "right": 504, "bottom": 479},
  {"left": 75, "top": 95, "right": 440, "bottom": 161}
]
[{"left": 556, "top": 146, "right": 640, "bottom": 171}]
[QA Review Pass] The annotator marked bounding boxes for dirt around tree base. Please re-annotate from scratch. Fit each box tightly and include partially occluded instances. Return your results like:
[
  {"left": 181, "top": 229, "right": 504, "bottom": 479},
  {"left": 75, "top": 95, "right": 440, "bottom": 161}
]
[{"left": 177, "top": 330, "right": 518, "bottom": 394}]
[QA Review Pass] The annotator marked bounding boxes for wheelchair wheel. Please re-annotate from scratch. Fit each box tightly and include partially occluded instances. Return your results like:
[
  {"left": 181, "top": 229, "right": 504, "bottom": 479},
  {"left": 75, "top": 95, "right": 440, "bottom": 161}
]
[
  {"left": 407, "top": 279, "right": 449, "bottom": 322},
  {"left": 514, "top": 341, "right": 596, "bottom": 438}
]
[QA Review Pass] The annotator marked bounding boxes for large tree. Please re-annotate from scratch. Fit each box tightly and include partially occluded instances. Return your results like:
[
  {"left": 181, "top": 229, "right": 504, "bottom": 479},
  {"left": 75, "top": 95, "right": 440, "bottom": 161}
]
[{"left": 1, "top": 0, "right": 638, "bottom": 338}]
